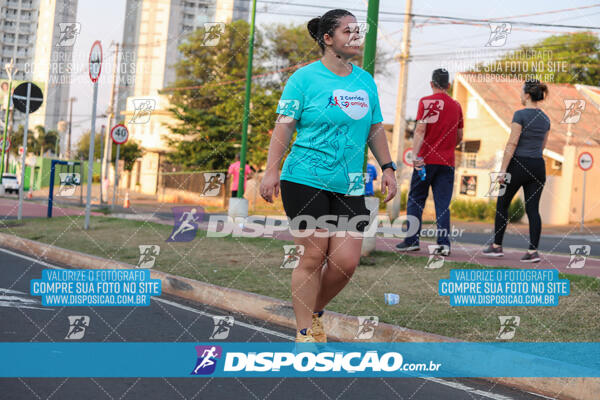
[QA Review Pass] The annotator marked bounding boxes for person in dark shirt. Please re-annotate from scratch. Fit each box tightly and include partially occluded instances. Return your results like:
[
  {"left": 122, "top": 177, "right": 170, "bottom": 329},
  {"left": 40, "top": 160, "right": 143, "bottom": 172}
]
[{"left": 483, "top": 79, "right": 550, "bottom": 262}]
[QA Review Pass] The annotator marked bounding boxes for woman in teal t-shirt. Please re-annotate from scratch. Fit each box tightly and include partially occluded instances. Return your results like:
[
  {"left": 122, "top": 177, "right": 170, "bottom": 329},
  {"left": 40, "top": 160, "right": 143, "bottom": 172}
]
[{"left": 260, "top": 9, "right": 397, "bottom": 343}]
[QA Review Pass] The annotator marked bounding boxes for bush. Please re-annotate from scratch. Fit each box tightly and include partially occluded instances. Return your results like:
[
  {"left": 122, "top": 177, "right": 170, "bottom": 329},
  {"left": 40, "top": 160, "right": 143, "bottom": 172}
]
[{"left": 450, "top": 198, "right": 523, "bottom": 223}]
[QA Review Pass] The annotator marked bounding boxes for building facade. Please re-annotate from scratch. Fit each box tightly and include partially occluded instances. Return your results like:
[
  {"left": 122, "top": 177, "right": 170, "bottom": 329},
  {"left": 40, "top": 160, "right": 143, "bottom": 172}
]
[{"left": 117, "top": 0, "right": 249, "bottom": 195}]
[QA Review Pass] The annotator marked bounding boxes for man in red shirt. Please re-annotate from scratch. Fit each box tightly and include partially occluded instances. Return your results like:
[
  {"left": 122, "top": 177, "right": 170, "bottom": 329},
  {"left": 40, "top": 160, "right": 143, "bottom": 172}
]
[
  {"left": 228, "top": 153, "right": 252, "bottom": 197},
  {"left": 396, "top": 69, "right": 463, "bottom": 255}
]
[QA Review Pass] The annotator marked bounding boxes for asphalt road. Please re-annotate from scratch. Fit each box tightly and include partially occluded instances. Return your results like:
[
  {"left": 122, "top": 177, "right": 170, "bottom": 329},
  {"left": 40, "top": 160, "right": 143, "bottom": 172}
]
[{"left": 0, "top": 246, "right": 548, "bottom": 400}]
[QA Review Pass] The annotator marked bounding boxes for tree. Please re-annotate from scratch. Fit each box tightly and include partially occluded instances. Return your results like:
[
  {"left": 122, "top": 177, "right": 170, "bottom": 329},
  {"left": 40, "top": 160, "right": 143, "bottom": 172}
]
[
  {"left": 119, "top": 141, "right": 143, "bottom": 171},
  {"left": 164, "top": 20, "right": 277, "bottom": 170},
  {"left": 475, "top": 32, "right": 600, "bottom": 85},
  {"left": 75, "top": 131, "right": 103, "bottom": 160},
  {"left": 164, "top": 21, "right": 390, "bottom": 171},
  {"left": 9, "top": 125, "right": 36, "bottom": 156},
  {"left": 34, "top": 125, "right": 59, "bottom": 156}
]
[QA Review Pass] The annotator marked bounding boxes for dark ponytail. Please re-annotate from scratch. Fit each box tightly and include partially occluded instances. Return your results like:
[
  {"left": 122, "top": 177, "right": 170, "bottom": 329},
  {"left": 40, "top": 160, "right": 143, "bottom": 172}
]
[
  {"left": 307, "top": 9, "right": 354, "bottom": 52},
  {"left": 524, "top": 79, "right": 548, "bottom": 102}
]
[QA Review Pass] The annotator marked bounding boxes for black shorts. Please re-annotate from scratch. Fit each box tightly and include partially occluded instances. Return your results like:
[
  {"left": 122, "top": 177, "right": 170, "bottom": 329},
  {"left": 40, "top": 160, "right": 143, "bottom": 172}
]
[{"left": 280, "top": 180, "right": 371, "bottom": 232}]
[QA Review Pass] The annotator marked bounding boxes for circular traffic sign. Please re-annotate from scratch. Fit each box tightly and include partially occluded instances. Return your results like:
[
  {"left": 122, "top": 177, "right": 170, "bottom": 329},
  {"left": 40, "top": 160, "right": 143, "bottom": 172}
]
[
  {"left": 89, "top": 40, "right": 103, "bottom": 82},
  {"left": 18, "top": 146, "right": 23, "bottom": 155},
  {"left": 12, "top": 82, "right": 43, "bottom": 113},
  {"left": 403, "top": 148, "right": 414, "bottom": 167},
  {"left": 110, "top": 124, "right": 129, "bottom": 145},
  {"left": 0, "top": 137, "right": 10, "bottom": 152},
  {"left": 578, "top": 152, "right": 593, "bottom": 171}
]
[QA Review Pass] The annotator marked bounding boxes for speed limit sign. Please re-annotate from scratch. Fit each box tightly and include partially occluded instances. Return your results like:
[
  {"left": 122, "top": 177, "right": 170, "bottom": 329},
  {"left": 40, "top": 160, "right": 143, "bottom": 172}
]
[
  {"left": 0, "top": 137, "right": 10, "bottom": 152},
  {"left": 110, "top": 124, "right": 129, "bottom": 145}
]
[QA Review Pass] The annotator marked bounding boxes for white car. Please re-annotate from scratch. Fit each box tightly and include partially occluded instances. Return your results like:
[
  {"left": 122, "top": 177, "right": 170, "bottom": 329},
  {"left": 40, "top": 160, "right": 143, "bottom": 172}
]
[{"left": 2, "top": 174, "right": 19, "bottom": 194}]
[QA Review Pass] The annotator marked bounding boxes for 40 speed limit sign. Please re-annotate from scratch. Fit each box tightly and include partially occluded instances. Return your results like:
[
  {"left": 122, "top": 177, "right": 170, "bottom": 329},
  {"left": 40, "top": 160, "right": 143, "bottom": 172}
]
[{"left": 110, "top": 124, "right": 129, "bottom": 145}]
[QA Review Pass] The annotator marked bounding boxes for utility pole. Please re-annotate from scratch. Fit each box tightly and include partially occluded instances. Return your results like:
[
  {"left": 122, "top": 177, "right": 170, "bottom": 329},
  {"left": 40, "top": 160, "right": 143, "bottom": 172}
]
[
  {"left": 0, "top": 59, "right": 16, "bottom": 178},
  {"left": 388, "top": 0, "right": 412, "bottom": 220},
  {"left": 67, "top": 97, "right": 76, "bottom": 159},
  {"left": 102, "top": 42, "right": 119, "bottom": 203}
]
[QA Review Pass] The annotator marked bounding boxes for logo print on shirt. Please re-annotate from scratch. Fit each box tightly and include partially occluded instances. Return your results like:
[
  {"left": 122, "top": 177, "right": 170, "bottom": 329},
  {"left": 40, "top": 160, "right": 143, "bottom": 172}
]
[
  {"left": 327, "top": 89, "right": 370, "bottom": 120},
  {"left": 421, "top": 99, "right": 445, "bottom": 123}
]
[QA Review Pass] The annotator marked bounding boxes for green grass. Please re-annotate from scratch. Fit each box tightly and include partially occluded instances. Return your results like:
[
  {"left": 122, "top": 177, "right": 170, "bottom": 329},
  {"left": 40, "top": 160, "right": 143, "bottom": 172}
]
[{"left": 2, "top": 216, "right": 599, "bottom": 342}]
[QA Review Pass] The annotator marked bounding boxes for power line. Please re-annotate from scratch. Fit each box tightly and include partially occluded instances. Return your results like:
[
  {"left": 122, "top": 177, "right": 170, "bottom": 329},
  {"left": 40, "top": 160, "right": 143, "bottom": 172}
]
[{"left": 256, "top": 1, "right": 600, "bottom": 30}]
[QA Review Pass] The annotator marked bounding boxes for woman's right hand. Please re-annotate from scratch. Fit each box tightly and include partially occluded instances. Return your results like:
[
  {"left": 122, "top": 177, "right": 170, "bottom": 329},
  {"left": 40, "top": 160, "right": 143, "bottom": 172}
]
[{"left": 260, "top": 171, "right": 280, "bottom": 203}]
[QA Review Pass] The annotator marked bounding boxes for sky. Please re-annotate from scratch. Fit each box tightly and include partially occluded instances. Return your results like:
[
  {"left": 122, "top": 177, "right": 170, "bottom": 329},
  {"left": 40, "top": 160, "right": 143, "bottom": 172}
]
[{"left": 67, "top": 0, "right": 600, "bottom": 145}]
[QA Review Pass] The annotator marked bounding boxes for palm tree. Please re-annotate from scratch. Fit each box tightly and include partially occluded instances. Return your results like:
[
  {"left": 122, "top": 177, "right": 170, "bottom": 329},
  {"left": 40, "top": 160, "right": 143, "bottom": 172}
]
[{"left": 34, "top": 126, "right": 59, "bottom": 156}]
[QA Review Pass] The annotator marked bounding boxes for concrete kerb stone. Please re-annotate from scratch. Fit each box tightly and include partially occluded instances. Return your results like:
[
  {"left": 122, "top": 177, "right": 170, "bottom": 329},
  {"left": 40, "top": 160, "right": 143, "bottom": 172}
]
[{"left": 0, "top": 232, "right": 598, "bottom": 399}]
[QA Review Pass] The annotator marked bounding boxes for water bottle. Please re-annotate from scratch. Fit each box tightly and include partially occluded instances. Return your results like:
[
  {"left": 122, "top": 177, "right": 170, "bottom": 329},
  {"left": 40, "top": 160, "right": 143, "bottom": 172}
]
[{"left": 415, "top": 157, "right": 426, "bottom": 181}]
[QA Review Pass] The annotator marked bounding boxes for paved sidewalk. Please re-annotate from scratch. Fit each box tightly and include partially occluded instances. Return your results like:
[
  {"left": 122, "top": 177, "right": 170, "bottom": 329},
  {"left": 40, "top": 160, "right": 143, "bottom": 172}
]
[{"left": 0, "top": 197, "right": 103, "bottom": 220}]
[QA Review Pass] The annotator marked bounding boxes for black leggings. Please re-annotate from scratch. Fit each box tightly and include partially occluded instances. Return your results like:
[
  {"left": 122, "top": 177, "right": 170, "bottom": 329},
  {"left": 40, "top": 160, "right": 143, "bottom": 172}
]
[{"left": 494, "top": 156, "right": 546, "bottom": 250}]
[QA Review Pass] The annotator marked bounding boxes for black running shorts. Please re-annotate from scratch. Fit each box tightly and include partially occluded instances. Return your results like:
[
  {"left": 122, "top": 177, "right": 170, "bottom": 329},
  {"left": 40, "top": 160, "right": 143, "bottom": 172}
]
[{"left": 280, "top": 179, "right": 371, "bottom": 232}]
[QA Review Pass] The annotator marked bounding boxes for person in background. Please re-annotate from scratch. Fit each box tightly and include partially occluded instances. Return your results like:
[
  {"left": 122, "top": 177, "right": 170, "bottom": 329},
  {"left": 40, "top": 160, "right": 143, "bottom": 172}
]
[
  {"left": 365, "top": 162, "right": 377, "bottom": 196},
  {"left": 483, "top": 79, "right": 550, "bottom": 263},
  {"left": 227, "top": 153, "right": 252, "bottom": 197},
  {"left": 395, "top": 68, "right": 463, "bottom": 256}
]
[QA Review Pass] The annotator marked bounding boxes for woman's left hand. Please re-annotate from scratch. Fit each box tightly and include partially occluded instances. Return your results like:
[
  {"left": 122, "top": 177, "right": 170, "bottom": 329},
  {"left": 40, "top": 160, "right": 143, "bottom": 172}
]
[{"left": 380, "top": 169, "right": 397, "bottom": 203}]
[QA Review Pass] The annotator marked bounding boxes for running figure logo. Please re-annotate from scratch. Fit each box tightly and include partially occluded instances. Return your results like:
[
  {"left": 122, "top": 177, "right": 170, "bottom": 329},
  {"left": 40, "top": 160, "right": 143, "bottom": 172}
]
[
  {"left": 202, "top": 173, "right": 225, "bottom": 196},
  {"left": 167, "top": 206, "right": 203, "bottom": 242},
  {"left": 425, "top": 245, "right": 447, "bottom": 269},
  {"left": 344, "top": 22, "right": 369, "bottom": 47},
  {"left": 276, "top": 100, "right": 300, "bottom": 123},
  {"left": 210, "top": 316, "right": 234, "bottom": 339},
  {"left": 57, "top": 23, "right": 80, "bottom": 47},
  {"left": 138, "top": 245, "right": 160, "bottom": 268},
  {"left": 191, "top": 345, "right": 222, "bottom": 375},
  {"left": 129, "top": 98, "right": 156, "bottom": 124},
  {"left": 65, "top": 316, "right": 90, "bottom": 340},
  {"left": 347, "top": 172, "right": 365, "bottom": 195},
  {"left": 420, "top": 100, "right": 444, "bottom": 124},
  {"left": 354, "top": 316, "right": 379, "bottom": 339},
  {"left": 281, "top": 245, "right": 304, "bottom": 269},
  {"left": 486, "top": 172, "right": 511, "bottom": 197},
  {"left": 202, "top": 23, "right": 225, "bottom": 46},
  {"left": 58, "top": 173, "right": 80, "bottom": 197},
  {"left": 486, "top": 23, "right": 511, "bottom": 47},
  {"left": 567, "top": 245, "right": 591, "bottom": 269},
  {"left": 561, "top": 100, "right": 586, "bottom": 124},
  {"left": 496, "top": 316, "right": 520, "bottom": 340}
]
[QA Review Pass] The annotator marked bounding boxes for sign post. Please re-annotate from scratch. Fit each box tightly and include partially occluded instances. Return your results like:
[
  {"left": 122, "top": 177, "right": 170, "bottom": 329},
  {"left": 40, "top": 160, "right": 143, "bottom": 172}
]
[
  {"left": 85, "top": 40, "right": 102, "bottom": 230},
  {"left": 109, "top": 124, "right": 128, "bottom": 210},
  {"left": 12, "top": 82, "right": 43, "bottom": 220},
  {"left": 577, "top": 152, "right": 593, "bottom": 232}
]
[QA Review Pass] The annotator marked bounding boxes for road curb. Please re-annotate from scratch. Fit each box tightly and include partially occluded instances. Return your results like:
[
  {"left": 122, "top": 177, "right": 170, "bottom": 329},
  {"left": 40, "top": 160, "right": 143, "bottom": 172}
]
[{"left": 0, "top": 232, "right": 597, "bottom": 400}]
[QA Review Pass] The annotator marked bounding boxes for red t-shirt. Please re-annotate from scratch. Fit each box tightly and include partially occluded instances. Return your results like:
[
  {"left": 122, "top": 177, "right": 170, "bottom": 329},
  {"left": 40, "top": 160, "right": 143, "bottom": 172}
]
[{"left": 415, "top": 92, "right": 463, "bottom": 166}]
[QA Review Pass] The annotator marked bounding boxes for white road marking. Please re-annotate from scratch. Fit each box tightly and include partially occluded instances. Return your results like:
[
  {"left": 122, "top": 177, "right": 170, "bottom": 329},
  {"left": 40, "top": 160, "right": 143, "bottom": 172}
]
[
  {"left": 425, "top": 378, "right": 517, "bottom": 400},
  {"left": 0, "top": 287, "right": 53, "bottom": 311},
  {"left": 153, "top": 297, "right": 295, "bottom": 340},
  {"left": 1, "top": 246, "right": 545, "bottom": 399}
]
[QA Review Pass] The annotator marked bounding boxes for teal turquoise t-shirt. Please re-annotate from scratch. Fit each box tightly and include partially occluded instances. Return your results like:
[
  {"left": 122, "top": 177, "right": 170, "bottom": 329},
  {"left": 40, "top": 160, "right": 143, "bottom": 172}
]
[{"left": 276, "top": 60, "right": 383, "bottom": 195}]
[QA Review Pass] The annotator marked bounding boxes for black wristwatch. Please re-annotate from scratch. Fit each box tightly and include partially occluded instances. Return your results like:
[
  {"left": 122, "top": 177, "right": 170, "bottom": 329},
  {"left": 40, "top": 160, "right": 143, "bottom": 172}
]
[{"left": 381, "top": 161, "right": 397, "bottom": 172}]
